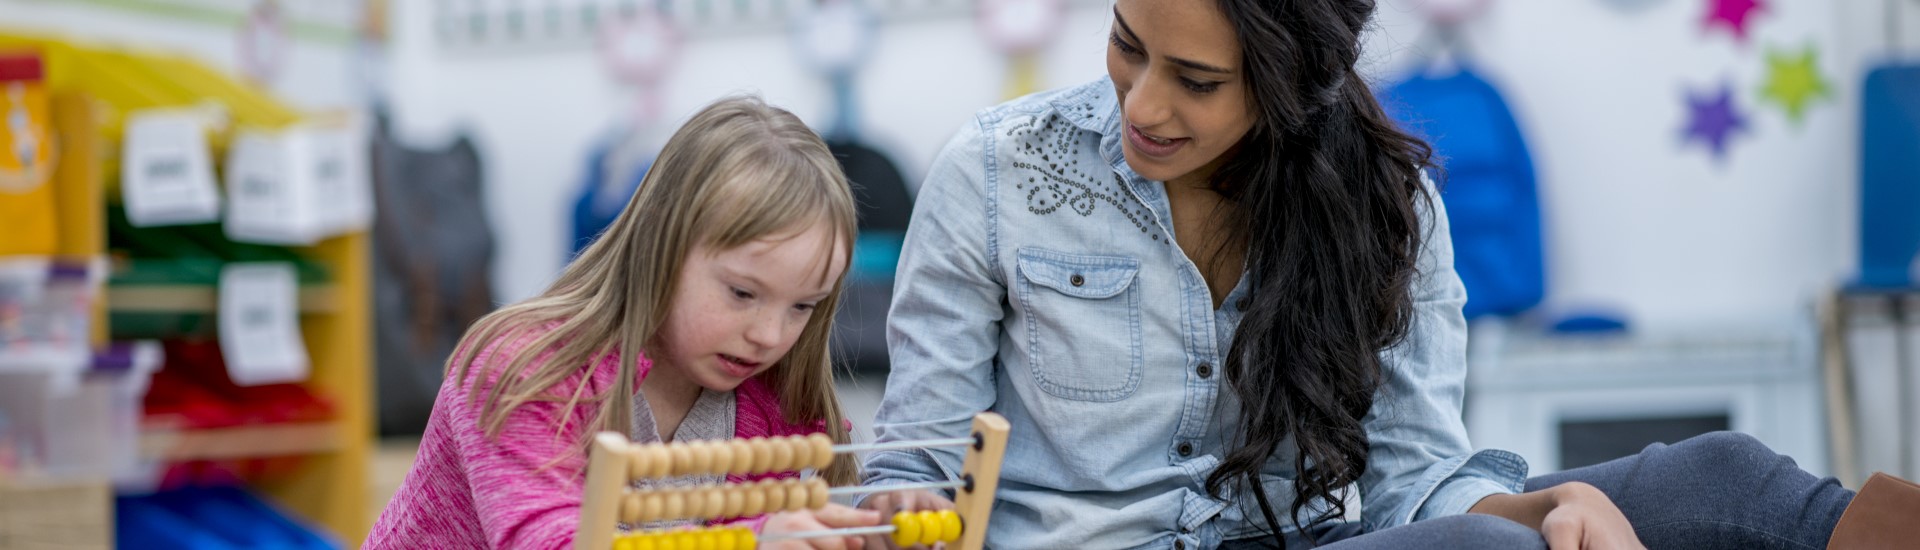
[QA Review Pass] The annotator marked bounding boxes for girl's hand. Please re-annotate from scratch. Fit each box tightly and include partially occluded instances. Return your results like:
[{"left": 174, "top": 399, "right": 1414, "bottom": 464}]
[
  {"left": 856, "top": 489, "right": 956, "bottom": 550},
  {"left": 1537, "top": 482, "right": 1644, "bottom": 550},
  {"left": 762, "top": 504, "right": 882, "bottom": 550}
]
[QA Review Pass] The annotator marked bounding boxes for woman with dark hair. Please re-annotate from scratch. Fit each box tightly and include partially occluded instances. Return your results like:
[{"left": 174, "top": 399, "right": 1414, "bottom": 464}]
[{"left": 858, "top": 0, "right": 1916, "bottom": 548}]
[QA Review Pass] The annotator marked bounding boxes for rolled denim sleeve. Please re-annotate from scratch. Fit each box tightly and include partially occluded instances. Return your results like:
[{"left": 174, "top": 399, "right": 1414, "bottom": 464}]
[
  {"left": 860, "top": 116, "right": 1006, "bottom": 499},
  {"left": 1358, "top": 172, "right": 1530, "bottom": 531}
]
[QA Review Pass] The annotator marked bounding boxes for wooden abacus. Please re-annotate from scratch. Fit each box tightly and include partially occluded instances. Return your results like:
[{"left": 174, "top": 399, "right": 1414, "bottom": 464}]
[{"left": 575, "top": 413, "right": 1011, "bottom": 550}]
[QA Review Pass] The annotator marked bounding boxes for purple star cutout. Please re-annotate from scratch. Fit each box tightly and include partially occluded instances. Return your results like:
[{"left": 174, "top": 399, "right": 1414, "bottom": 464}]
[
  {"left": 1703, "top": 0, "right": 1765, "bottom": 43},
  {"left": 1683, "top": 83, "right": 1748, "bottom": 162}
]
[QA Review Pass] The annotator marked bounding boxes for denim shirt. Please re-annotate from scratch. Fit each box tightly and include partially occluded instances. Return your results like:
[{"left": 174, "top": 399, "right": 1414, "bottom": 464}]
[{"left": 863, "top": 77, "right": 1529, "bottom": 550}]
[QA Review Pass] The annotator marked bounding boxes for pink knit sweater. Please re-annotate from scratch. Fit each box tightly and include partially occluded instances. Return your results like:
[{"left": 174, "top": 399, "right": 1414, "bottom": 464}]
[{"left": 366, "top": 331, "right": 824, "bottom": 549}]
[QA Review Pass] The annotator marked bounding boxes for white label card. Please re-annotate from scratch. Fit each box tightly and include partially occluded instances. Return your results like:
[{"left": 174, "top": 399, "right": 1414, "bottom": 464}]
[
  {"left": 310, "top": 123, "right": 373, "bottom": 236},
  {"left": 218, "top": 262, "right": 310, "bottom": 386},
  {"left": 225, "top": 129, "right": 323, "bottom": 244},
  {"left": 122, "top": 110, "right": 221, "bottom": 227}
]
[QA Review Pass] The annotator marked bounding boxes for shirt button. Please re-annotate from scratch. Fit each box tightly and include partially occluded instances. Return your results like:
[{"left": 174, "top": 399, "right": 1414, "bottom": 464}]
[
  {"left": 1070, "top": 274, "right": 1085, "bottom": 286},
  {"left": 1175, "top": 540, "right": 1186, "bottom": 550},
  {"left": 1196, "top": 363, "right": 1213, "bottom": 379},
  {"left": 1236, "top": 297, "right": 1251, "bottom": 310},
  {"left": 1177, "top": 442, "right": 1194, "bottom": 457}
]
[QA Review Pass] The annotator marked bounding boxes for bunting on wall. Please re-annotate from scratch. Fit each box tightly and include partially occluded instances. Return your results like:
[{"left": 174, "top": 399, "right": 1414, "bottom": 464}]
[
  {"left": 1674, "top": 0, "right": 1829, "bottom": 163},
  {"left": 1701, "top": 0, "right": 1765, "bottom": 44},
  {"left": 1680, "top": 80, "right": 1749, "bottom": 163},
  {"left": 1757, "top": 43, "right": 1831, "bottom": 126}
]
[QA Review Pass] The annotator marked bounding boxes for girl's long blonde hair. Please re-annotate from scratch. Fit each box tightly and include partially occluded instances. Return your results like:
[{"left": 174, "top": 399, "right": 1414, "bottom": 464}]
[{"left": 448, "top": 95, "right": 860, "bottom": 484}]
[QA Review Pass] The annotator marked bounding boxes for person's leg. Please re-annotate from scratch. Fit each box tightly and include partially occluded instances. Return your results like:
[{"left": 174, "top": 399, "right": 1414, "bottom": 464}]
[
  {"left": 1217, "top": 516, "right": 1545, "bottom": 549},
  {"left": 1526, "top": 431, "right": 1854, "bottom": 550}
]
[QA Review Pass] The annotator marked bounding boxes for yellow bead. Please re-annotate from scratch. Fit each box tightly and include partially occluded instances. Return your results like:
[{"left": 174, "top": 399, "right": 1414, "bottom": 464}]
[
  {"left": 694, "top": 530, "right": 717, "bottom": 550},
  {"left": 939, "top": 510, "right": 964, "bottom": 542},
  {"left": 892, "top": 511, "right": 920, "bottom": 548},
  {"left": 666, "top": 531, "right": 689, "bottom": 550},
  {"left": 916, "top": 511, "right": 941, "bottom": 546},
  {"left": 729, "top": 526, "right": 752, "bottom": 550},
  {"left": 634, "top": 535, "right": 657, "bottom": 550},
  {"left": 711, "top": 529, "right": 736, "bottom": 550},
  {"left": 615, "top": 535, "right": 634, "bottom": 550}
]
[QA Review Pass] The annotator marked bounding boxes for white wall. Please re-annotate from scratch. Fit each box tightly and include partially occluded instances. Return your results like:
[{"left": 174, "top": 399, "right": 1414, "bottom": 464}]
[
  {"left": 385, "top": 0, "right": 1920, "bottom": 331},
  {"left": 382, "top": 0, "right": 1115, "bottom": 304}
]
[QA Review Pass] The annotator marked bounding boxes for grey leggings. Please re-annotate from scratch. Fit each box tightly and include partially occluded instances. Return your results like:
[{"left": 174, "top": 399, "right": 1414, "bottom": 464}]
[{"left": 1226, "top": 432, "right": 1857, "bottom": 549}]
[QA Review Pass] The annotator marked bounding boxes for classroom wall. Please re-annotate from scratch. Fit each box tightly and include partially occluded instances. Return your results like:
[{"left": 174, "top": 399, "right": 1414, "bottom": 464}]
[{"left": 11, "top": 0, "right": 1920, "bottom": 332}]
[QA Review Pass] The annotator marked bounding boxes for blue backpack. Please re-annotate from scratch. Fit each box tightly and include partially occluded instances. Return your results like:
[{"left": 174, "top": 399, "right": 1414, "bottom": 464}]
[{"left": 1377, "top": 66, "right": 1546, "bottom": 318}]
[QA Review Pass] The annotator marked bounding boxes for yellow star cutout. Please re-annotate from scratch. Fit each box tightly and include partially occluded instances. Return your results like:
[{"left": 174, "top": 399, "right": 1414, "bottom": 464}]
[{"left": 1759, "top": 44, "right": 1830, "bottom": 125}]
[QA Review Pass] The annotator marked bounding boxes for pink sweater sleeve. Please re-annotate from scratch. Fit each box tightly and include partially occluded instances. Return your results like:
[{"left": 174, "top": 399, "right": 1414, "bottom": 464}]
[{"left": 369, "top": 335, "right": 638, "bottom": 550}]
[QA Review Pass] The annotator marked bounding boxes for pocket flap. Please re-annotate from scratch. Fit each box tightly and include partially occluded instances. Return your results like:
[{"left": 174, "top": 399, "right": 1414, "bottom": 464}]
[{"left": 1016, "top": 247, "right": 1140, "bottom": 299}]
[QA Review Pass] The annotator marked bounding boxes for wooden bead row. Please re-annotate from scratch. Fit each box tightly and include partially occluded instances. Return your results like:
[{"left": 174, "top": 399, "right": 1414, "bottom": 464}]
[
  {"left": 890, "top": 510, "right": 964, "bottom": 548},
  {"left": 625, "top": 434, "right": 836, "bottom": 480},
  {"left": 620, "top": 478, "right": 831, "bottom": 524},
  {"left": 613, "top": 526, "right": 755, "bottom": 550}
]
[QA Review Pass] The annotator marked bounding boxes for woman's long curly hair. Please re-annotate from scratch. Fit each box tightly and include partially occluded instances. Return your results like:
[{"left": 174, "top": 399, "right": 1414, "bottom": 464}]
[{"left": 1200, "top": 0, "right": 1436, "bottom": 535}]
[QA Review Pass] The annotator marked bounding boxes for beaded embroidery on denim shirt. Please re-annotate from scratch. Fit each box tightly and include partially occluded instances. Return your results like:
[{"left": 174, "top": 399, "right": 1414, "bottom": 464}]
[{"left": 1004, "top": 112, "right": 1168, "bottom": 245}]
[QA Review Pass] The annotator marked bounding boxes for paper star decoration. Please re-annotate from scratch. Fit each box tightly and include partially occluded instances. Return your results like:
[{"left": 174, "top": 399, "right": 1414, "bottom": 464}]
[
  {"left": 1682, "top": 82, "right": 1749, "bottom": 162},
  {"left": 1702, "top": 0, "right": 1765, "bottom": 43},
  {"left": 1758, "top": 44, "right": 1830, "bottom": 125}
]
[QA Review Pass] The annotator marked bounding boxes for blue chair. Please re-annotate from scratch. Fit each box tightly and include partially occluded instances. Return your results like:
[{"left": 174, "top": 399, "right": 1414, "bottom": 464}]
[{"left": 1858, "top": 64, "right": 1920, "bottom": 289}]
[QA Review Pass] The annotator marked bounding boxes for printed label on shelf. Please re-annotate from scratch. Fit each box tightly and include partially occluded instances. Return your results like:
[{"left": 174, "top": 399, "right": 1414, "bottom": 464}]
[
  {"left": 224, "top": 129, "right": 322, "bottom": 244},
  {"left": 308, "top": 123, "right": 373, "bottom": 236},
  {"left": 225, "top": 124, "right": 372, "bottom": 244},
  {"left": 218, "top": 262, "right": 310, "bottom": 386},
  {"left": 121, "top": 109, "right": 221, "bottom": 227}
]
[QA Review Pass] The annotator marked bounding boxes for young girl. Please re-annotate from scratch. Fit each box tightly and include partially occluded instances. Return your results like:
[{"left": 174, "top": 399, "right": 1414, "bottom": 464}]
[{"left": 369, "top": 96, "right": 881, "bottom": 550}]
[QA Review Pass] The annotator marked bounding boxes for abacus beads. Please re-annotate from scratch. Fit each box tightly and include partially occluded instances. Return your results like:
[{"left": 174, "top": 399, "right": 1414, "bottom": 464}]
[
  {"left": 610, "top": 512, "right": 961, "bottom": 550},
  {"left": 612, "top": 526, "right": 755, "bottom": 550},
  {"left": 626, "top": 435, "right": 835, "bottom": 480},
  {"left": 620, "top": 478, "right": 832, "bottom": 523},
  {"left": 890, "top": 510, "right": 964, "bottom": 547}
]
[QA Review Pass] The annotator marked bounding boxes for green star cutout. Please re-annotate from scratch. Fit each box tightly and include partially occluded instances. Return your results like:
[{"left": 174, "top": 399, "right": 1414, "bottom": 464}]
[{"left": 1758, "top": 44, "right": 1830, "bottom": 125}]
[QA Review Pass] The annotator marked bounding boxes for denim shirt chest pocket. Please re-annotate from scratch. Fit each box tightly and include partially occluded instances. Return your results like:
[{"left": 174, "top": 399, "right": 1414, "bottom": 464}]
[{"left": 1013, "top": 247, "right": 1144, "bottom": 402}]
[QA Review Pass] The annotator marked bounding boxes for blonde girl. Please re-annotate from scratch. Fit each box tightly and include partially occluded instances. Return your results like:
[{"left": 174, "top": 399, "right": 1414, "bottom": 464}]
[{"left": 370, "top": 96, "right": 877, "bottom": 550}]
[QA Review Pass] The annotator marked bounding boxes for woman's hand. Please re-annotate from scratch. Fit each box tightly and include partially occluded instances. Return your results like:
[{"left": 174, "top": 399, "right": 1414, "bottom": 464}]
[
  {"left": 762, "top": 504, "right": 883, "bottom": 550},
  {"left": 856, "top": 489, "right": 955, "bottom": 550},
  {"left": 1471, "top": 482, "right": 1644, "bottom": 550}
]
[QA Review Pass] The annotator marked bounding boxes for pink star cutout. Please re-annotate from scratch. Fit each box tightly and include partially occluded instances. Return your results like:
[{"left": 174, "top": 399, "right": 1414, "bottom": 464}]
[{"left": 1703, "top": 0, "right": 1766, "bottom": 43}]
